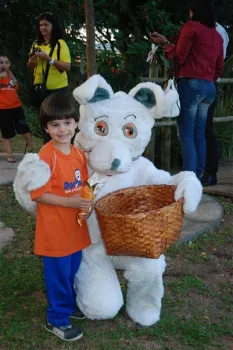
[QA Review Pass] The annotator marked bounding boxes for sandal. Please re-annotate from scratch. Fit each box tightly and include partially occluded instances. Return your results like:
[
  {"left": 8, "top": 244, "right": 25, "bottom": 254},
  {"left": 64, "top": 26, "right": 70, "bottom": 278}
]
[{"left": 6, "top": 156, "right": 16, "bottom": 163}]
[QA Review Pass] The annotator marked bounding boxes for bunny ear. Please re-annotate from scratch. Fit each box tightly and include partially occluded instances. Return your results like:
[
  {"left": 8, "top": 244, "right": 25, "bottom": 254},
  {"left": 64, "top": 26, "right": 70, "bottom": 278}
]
[
  {"left": 129, "top": 82, "right": 167, "bottom": 119},
  {"left": 73, "top": 74, "right": 114, "bottom": 105}
]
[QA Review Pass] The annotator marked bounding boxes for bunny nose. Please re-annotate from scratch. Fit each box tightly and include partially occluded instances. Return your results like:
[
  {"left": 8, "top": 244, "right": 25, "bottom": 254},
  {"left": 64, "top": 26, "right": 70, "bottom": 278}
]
[{"left": 111, "top": 158, "right": 121, "bottom": 170}]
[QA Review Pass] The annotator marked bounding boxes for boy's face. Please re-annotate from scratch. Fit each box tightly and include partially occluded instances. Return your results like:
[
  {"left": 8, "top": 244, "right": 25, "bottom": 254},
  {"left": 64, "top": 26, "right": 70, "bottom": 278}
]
[
  {"left": 45, "top": 118, "right": 78, "bottom": 146},
  {"left": 0, "top": 56, "right": 11, "bottom": 73}
]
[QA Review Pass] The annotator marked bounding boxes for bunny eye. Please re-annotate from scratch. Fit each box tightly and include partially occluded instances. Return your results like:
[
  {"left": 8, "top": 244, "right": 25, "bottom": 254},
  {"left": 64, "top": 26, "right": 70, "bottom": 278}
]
[
  {"left": 94, "top": 120, "right": 109, "bottom": 136},
  {"left": 122, "top": 123, "right": 137, "bottom": 139}
]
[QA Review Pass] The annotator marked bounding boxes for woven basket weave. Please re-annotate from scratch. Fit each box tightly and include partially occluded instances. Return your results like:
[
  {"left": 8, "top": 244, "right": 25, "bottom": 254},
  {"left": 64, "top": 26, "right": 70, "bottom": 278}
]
[{"left": 95, "top": 185, "right": 184, "bottom": 259}]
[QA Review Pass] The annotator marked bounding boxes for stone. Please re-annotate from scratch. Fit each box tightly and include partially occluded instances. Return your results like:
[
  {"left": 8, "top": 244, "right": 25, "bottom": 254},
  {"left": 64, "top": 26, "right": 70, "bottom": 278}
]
[{"left": 0, "top": 226, "right": 15, "bottom": 250}]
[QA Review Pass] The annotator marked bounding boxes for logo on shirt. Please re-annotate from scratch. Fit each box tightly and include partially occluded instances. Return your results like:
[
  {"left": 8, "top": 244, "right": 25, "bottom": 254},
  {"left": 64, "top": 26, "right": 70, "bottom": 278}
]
[{"left": 64, "top": 169, "right": 82, "bottom": 193}]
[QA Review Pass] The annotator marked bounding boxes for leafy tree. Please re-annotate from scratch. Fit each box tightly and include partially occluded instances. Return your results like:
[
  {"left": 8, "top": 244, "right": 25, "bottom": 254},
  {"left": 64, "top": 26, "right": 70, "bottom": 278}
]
[
  {"left": 85, "top": 0, "right": 96, "bottom": 76},
  {"left": 0, "top": 0, "right": 232, "bottom": 92},
  {"left": 0, "top": 0, "right": 85, "bottom": 87}
]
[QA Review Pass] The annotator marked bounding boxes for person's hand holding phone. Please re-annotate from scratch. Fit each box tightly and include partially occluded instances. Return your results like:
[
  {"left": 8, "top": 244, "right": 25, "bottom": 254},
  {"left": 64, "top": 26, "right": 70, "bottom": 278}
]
[
  {"left": 35, "top": 50, "right": 51, "bottom": 63},
  {"left": 28, "top": 52, "right": 37, "bottom": 67},
  {"left": 150, "top": 32, "right": 168, "bottom": 45}
]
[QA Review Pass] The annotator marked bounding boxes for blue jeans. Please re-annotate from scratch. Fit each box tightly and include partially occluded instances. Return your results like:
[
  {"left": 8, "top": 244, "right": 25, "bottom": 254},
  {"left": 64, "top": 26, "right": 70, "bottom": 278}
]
[
  {"left": 177, "top": 78, "right": 216, "bottom": 179},
  {"left": 43, "top": 251, "right": 82, "bottom": 327}
]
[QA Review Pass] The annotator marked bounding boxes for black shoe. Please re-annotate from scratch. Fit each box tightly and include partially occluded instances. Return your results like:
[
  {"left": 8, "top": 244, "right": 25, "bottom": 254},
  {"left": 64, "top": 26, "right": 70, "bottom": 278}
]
[
  {"left": 70, "top": 308, "right": 86, "bottom": 320},
  {"left": 45, "top": 321, "right": 83, "bottom": 341},
  {"left": 201, "top": 173, "right": 217, "bottom": 187}
]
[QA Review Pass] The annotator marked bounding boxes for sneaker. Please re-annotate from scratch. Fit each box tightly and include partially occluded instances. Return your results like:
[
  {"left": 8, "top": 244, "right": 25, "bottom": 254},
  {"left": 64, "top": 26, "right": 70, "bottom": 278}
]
[
  {"left": 45, "top": 321, "right": 83, "bottom": 341},
  {"left": 70, "top": 308, "right": 86, "bottom": 320},
  {"left": 201, "top": 173, "right": 217, "bottom": 187}
]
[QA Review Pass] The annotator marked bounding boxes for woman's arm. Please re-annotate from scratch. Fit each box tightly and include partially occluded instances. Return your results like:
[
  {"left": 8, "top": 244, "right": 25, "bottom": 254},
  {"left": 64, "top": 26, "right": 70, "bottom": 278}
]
[
  {"left": 150, "top": 32, "right": 175, "bottom": 59},
  {"left": 151, "top": 23, "right": 195, "bottom": 65},
  {"left": 27, "top": 55, "right": 37, "bottom": 69},
  {"left": 52, "top": 59, "right": 71, "bottom": 72},
  {"left": 35, "top": 51, "right": 71, "bottom": 72}
]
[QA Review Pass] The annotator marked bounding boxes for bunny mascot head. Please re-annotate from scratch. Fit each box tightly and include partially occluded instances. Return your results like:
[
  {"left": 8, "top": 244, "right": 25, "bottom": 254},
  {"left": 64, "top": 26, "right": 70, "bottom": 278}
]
[{"left": 71, "top": 75, "right": 202, "bottom": 326}]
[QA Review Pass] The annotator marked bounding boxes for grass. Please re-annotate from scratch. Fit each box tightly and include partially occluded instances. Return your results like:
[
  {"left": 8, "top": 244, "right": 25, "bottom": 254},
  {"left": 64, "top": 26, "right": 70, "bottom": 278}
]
[
  {"left": 0, "top": 102, "right": 233, "bottom": 348},
  {"left": 0, "top": 134, "right": 43, "bottom": 154},
  {"left": 0, "top": 185, "right": 233, "bottom": 349}
]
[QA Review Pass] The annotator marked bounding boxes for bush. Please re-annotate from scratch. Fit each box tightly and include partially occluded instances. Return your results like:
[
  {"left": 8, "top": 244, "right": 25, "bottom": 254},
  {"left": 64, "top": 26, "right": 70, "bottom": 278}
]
[{"left": 24, "top": 105, "right": 42, "bottom": 138}]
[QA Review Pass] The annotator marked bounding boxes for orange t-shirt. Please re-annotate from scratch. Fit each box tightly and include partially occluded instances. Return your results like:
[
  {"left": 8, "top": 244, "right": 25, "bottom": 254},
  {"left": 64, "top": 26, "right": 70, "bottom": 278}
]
[
  {"left": 0, "top": 76, "right": 22, "bottom": 109},
  {"left": 30, "top": 141, "right": 91, "bottom": 257}
]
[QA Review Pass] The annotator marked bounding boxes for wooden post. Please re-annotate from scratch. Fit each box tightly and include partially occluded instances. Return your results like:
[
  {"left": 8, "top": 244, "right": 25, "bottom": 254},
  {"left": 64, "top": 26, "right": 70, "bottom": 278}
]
[
  {"left": 144, "top": 61, "right": 158, "bottom": 163},
  {"left": 80, "top": 55, "right": 85, "bottom": 76},
  {"left": 84, "top": 0, "right": 96, "bottom": 77},
  {"left": 160, "top": 67, "right": 171, "bottom": 171},
  {"left": 144, "top": 127, "right": 156, "bottom": 162},
  {"left": 149, "top": 61, "right": 158, "bottom": 80}
]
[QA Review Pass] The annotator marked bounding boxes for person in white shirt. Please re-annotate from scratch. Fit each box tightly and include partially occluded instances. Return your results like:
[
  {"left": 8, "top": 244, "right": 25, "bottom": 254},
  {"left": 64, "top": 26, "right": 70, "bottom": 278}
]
[{"left": 201, "top": 22, "right": 229, "bottom": 186}]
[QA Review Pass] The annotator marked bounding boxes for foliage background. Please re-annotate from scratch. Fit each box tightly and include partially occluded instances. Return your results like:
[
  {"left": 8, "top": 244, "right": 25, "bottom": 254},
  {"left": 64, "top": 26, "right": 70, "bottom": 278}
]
[
  {"left": 1, "top": 0, "right": 232, "bottom": 92},
  {"left": 0, "top": 0, "right": 233, "bottom": 162}
]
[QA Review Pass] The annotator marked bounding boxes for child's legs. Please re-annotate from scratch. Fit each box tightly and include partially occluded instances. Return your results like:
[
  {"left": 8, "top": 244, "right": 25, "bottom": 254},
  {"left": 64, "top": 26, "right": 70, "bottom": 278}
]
[
  {"left": 70, "top": 251, "right": 82, "bottom": 307},
  {"left": 0, "top": 109, "right": 15, "bottom": 156},
  {"left": 12, "top": 107, "right": 32, "bottom": 149},
  {"left": 22, "top": 132, "right": 33, "bottom": 151},
  {"left": 43, "top": 251, "right": 82, "bottom": 327},
  {"left": 2, "top": 138, "right": 13, "bottom": 157}
]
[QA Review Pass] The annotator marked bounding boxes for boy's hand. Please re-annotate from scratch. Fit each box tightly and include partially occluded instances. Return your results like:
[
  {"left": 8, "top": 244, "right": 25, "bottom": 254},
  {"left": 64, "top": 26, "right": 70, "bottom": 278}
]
[
  {"left": 78, "top": 206, "right": 94, "bottom": 220},
  {"left": 67, "top": 193, "right": 93, "bottom": 211}
]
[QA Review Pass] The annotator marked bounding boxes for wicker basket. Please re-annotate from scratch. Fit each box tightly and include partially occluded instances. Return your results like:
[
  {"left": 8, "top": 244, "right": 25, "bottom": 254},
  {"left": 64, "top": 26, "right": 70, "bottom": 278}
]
[{"left": 95, "top": 185, "right": 184, "bottom": 259}]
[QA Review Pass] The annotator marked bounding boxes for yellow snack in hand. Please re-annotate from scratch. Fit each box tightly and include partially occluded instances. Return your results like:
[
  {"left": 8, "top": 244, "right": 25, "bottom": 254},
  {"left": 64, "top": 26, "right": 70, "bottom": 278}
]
[{"left": 77, "top": 184, "right": 96, "bottom": 226}]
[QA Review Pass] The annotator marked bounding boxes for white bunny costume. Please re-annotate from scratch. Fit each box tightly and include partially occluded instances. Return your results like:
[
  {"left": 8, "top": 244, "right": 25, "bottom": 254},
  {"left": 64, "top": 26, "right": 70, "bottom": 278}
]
[{"left": 14, "top": 75, "right": 202, "bottom": 327}]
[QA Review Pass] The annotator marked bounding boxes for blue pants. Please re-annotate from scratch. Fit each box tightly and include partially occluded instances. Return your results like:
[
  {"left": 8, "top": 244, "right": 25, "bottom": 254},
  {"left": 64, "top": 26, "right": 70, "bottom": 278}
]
[
  {"left": 205, "top": 86, "right": 218, "bottom": 176},
  {"left": 43, "top": 251, "right": 82, "bottom": 327},
  {"left": 177, "top": 78, "right": 216, "bottom": 179}
]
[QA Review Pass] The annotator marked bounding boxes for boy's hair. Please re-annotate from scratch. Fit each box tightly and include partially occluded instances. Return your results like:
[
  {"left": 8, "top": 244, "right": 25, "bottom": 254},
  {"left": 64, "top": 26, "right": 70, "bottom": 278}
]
[{"left": 40, "top": 93, "right": 78, "bottom": 127}]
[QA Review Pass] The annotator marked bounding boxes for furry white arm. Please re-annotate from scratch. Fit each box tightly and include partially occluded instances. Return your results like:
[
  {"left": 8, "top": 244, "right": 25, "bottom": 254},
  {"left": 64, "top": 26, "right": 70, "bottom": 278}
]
[
  {"left": 169, "top": 171, "right": 202, "bottom": 213},
  {"left": 13, "top": 153, "right": 51, "bottom": 215},
  {"left": 139, "top": 157, "right": 171, "bottom": 185}
]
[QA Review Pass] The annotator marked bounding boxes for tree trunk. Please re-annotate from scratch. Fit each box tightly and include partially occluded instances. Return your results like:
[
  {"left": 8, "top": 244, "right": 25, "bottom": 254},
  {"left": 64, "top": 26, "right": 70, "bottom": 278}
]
[
  {"left": 160, "top": 67, "right": 171, "bottom": 171},
  {"left": 144, "top": 61, "right": 159, "bottom": 164},
  {"left": 85, "top": 0, "right": 96, "bottom": 77}
]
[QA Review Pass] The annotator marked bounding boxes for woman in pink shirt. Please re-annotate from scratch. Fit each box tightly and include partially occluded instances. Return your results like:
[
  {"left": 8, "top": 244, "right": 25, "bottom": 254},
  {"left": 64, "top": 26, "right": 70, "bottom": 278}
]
[{"left": 151, "top": 0, "right": 224, "bottom": 180}]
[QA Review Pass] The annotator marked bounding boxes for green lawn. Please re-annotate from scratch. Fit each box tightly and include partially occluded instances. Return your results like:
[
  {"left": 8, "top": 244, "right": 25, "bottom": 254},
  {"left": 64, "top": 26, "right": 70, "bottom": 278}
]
[
  {"left": 0, "top": 186, "right": 233, "bottom": 349},
  {"left": 0, "top": 134, "right": 43, "bottom": 154}
]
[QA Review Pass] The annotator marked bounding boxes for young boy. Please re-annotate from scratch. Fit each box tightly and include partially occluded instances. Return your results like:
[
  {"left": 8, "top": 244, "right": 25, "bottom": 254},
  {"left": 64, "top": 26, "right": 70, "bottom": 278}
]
[
  {"left": 30, "top": 93, "right": 93, "bottom": 342},
  {"left": 0, "top": 54, "right": 32, "bottom": 162}
]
